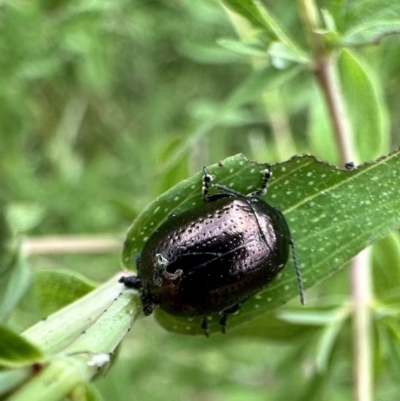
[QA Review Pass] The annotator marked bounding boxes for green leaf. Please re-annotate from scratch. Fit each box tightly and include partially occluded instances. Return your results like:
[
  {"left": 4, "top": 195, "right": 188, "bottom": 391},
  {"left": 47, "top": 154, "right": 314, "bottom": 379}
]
[
  {"left": 6, "top": 203, "right": 45, "bottom": 233},
  {"left": 0, "top": 250, "right": 31, "bottom": 323},
  {"left": 217, "top": 38, "right": 268, "bottom": 58},
  {"left": 33, "top": 270, "right": 97, "bottom": 316},
  {"left": 268, "top": 42, "right": 309, "bottom": 67},
  {"left": 372, "top": 232, "right": 400, "bottom": 301},
  {"left": 0, "top": 325, "right": 43, "bottom": 368},
  {"left": 178, "top": 41, "right": 246, "bottom": 64},
  {"left": 226, "top": 64, "right": 303, "bottom": 107},
  {"left": 313, "top": 307, "right": 349, "bottom": 371},
  {"left": 188, "top": 99, "right": 263, "bottom": 127},
  {"left": 321, "top": 0, "right": 346, "bottom": 25},
  {"left": 320, "top": 9, "right": 337, "bottom": 32},
  {"left": 339, "top": 48, "right": 389, "bottom": 160},
  {"left": 308, "top": 84, "right": 339, "bottom": 164},
  {"left": 123, "top": 152, "right": 400, "bottom": 335},
  {"left": 297, "top": 372, "right": 326, "bottom": 401},
  {"left": 230, "top": 309, "right": 317, "bottom": 340},
  {"left": 221, "top": 0, "right": 302, "bottom": 55},
  {"left": 78, "top": 382, "right": 105, "bottom": 401},
  {"left": 341, "top": 1, "right": 400, "bottom": 46},
  {"left": 0, "top": 204, "right": 31, "bottom": 322},
  {"left": 0, "top": 368, "right": 31, "bottom": 396},
  {"left": 379, "top": 319, "right": 400, "bottom": 376}
]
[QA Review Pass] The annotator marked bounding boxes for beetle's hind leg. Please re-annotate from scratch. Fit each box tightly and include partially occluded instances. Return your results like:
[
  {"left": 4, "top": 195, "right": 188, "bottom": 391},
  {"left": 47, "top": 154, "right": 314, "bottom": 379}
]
[
  {"left": 201, "top": 317, "right": 210, "bottom": 337},
  {"left": 219, "top": 303, "right": 242, "bottom": 334},
  {"left": 141, "top": 292, "right": 156, "bottom": 316}
]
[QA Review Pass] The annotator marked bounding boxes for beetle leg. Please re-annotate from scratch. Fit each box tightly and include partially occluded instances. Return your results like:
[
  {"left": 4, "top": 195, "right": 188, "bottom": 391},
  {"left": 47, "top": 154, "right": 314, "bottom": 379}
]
[
  {"left": 163, "top": 269, "right": 183, "bottom": 281},
  {"left": 203, "top": 167, "right": 243, "bottom": 201},
  {"left": 202, "top": 167, "right": 213, "bottom": 200},
  {"left": 201, "top": 317, "right": 210, "bottom": 337},
  {"left": 119, "top": 276, "right": 157, "bottom": 316},
  {"left": 141, "top": 293, "right": 156, "bottom": 316},
  {"left": 344, "top": 161, "right": 356, "bottom": 170},
  {"left": 212, "top": 184, "right": 243, "bottom": 198},
  {"left": 219, "top": 303, "right": 242, "bottom": 334},
  {"left": 219, "top": 315, "right": 228, "bottom": 334},
  {"left": 247, "top": 167, "right": 272, "bottom": 197}
]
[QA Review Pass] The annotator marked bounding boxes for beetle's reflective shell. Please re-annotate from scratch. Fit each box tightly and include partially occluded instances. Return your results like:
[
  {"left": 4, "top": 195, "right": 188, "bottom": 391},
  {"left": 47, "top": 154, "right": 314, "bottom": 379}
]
[{"left": 138, "top": 196, "right": 290, "bottom": 317}]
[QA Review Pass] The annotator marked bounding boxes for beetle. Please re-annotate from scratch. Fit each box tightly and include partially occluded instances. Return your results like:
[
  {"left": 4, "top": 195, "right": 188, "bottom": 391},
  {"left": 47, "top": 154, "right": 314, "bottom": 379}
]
[{"left": 120, "top": 166, "right": 305, "bottom": 336}]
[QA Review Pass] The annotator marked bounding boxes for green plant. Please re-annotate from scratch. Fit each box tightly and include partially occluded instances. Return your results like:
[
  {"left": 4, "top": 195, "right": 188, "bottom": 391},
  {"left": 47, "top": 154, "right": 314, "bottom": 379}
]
[{"left": 1, "top": 0, "right": 400, "bottom": 400}]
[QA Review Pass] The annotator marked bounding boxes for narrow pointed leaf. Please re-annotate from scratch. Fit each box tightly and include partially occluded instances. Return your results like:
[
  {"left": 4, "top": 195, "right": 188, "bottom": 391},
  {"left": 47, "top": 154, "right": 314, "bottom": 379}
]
[
  {"left": 339, "top": 49, "right": 389, "bottom": 160},
  {"left": 123, "top": 152, "right": 400, "bottom": 335},
  {"left": 221, "top": 0, "right": 303, "bottom": 56},
  {"left": 0, "top": 325, "right": 43, "bottom": 368},
  {"left": 372, "top": 232, "right": 400, "bottom": 301},
  {"left": 0, "top": 250, "right": 31, "bottom": 322},
  {"left": 0, "top": 368, "right": 31, "bottom": 396},
  {"left": 33, "top": 269, "right": 96, "bottom": 316},
  {"left": 341, "top": 0, "right": 400, "bottom": 46},
  {"left": 0, "top": 205, "right": 31, "bottom": 322}
]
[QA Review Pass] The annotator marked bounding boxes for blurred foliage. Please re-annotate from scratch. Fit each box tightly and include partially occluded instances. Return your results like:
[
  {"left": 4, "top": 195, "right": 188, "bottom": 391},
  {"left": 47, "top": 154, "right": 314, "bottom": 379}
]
[{"left": 1, "top": 0, "right": 400, "bottom": 400}]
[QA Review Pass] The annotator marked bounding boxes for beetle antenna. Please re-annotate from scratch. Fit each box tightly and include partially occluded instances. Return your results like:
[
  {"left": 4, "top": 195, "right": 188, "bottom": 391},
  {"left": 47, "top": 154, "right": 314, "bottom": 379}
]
[{"left": 289, "top": 238, "right": 305, "bottom": 305}]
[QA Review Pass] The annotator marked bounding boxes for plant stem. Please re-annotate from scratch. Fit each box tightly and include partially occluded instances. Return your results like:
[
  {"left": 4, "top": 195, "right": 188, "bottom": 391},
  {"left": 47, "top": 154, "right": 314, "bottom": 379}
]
[
  {"left": 313, "top": 57, "right": 355, "bottom": 163},
  {"left": 351, "top": 248, "right": 372, "bottom": 401},
  {"left": 22, "top": 235, "right": 121, "bottom": 255},
  {"left": 23, "top": 273, "right": 131, "bottom": 353},
  {"left": 13, "top": 273, "right": 142, "bottom": 401},
  {"left": 296, "top": 1, "right": 373, "bottom": 400}
]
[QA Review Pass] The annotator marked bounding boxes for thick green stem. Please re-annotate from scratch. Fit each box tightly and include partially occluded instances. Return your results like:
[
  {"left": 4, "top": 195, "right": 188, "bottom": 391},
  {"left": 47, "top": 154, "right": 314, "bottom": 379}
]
[
  {"left": 23, "top": 272, "right": 133, "bottom": 354},
  {"left": 10, "top": 272, "right": 142, "bottom": 401}
]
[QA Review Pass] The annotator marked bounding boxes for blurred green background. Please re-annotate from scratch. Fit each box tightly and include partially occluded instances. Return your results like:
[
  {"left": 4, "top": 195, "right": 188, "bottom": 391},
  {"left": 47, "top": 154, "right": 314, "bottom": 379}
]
[{"left": 2, "top": 0, "right": 400, "bottom": 400}]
